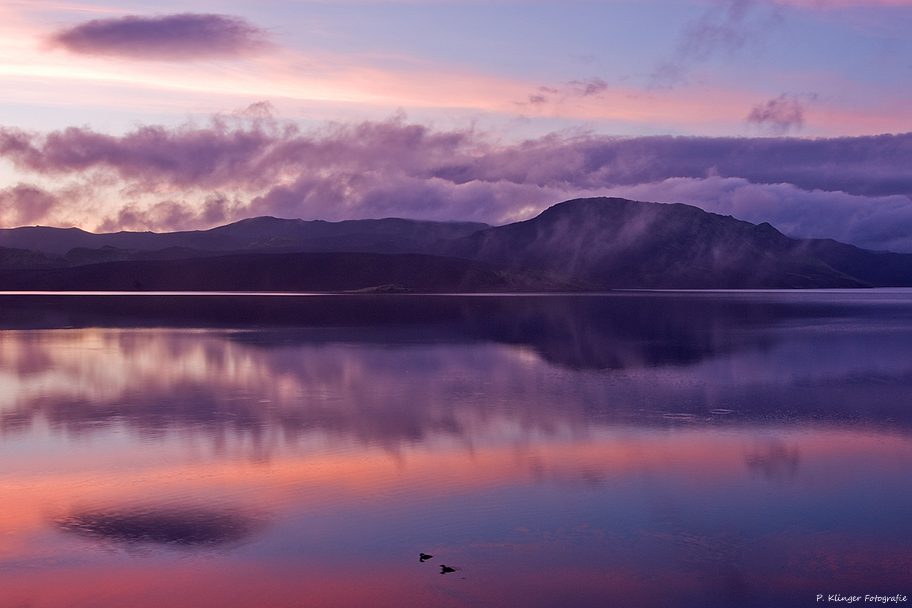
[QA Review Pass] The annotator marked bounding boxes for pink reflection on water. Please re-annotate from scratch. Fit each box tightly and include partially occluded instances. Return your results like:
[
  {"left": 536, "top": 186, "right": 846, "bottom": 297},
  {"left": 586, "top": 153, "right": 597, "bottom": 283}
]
[
  {"left": 0, "top": 327, "right": 910, "bottom": 606},
  {"left": 1, "top": 423, "right": 909, "bottom": 606}
]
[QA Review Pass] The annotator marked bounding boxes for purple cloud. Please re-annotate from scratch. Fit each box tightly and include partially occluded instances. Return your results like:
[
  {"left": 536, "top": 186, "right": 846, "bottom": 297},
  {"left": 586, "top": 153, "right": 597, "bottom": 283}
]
[
  {"left": 48, "top": 13, "right": 269, "bottom": 61},
  {"left": 3, "top": 118, "right": 911, "bottom": 202},
  {"left": 233, "top": 101, "right": 276, "bottom": 118},
  {"left": 447, "top": 132, "right": 912, "bottom": 199},
  {"left": 0, "top": 120, "right": 284, "bottom": 190},
  {"left": 2, "top": 114, "right": 912, "bottom": 250},
  {"left": 679, "top": 0, "right": 759, "bottom": 60},
  {"left": 519, "top": 80, "right": 607, "bottom": 107},
  {"left": 568, "top": 78, "right": 609, "bottom": 97},
  {"left": 747, "top": 95, "right": 805, "bottom": 134},
  {"left": 99, "top": 193, "right": 238, "bottom": 233},
  {"left": 0, "top": 184, "right": 60, "bottom": 225},
  {"left": 602, "top": 177, "right": 912, "bottom": 254}
]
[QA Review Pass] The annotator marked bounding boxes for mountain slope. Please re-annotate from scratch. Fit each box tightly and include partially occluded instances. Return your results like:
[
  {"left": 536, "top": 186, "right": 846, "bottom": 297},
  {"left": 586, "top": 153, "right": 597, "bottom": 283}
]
[
  {"left": 0, "top": 251, "right": 588, "bottom": 293},
  {"left": 795, "top": 238, "right": 912, "bottom": 287},
  {"left": 1, "top": 197, "right": 911, "bottom": 290},
  {"left": 435, "top": 197, "right": 882, "bottom": 288}
]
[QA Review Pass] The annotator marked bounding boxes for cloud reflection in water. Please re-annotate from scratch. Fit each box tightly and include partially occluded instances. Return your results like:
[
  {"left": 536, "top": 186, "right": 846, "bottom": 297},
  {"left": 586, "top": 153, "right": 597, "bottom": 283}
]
[
  {"left": 56, "top": 506, "right": 260, "bottom": 548},
  {"left": 0, "top": 293, "right": 910, "bottom": 450},
  {"left": 0, "top": 293, "right": 910, "bottom": 607}
]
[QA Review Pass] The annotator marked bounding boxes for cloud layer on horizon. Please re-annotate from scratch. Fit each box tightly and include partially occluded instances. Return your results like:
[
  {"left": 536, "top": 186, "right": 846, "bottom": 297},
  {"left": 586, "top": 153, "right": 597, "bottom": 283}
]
[
  {"left": 48, "top": 13, "right": 269, "bottom": 61},
  {"left": 1, "top": 114, "right": 911, "bottom": 252}
]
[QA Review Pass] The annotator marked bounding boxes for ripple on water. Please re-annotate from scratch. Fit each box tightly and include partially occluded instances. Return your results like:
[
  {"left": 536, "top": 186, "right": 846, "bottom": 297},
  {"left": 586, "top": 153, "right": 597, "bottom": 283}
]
[{"left": 662, "top": 413, "right": 695, "bottom": 420}]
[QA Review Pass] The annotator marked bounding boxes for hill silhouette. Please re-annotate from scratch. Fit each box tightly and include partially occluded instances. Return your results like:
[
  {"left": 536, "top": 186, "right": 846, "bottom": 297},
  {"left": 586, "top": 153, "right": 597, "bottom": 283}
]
[
  {"left": 435, "top": 198, "right": 911, "bottom": 288},
  {"left": 0, "top": 217, "right": 489, "bottom": 256},
  {"left": 1, "top": 198, "right": 911, "bottom": 291},
  {"left": 0, "top": 251, "right": 586, "bottom": 293}
]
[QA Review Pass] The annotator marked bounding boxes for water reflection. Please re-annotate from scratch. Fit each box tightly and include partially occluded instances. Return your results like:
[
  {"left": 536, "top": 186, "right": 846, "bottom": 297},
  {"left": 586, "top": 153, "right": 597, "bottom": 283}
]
[
  {"left": 745, "top": 441, "right": 801, "bottom": 483},
  {"left": 0, "top": 292, "right": 910, "bottom": 607},
  {"left": 57, "top": 506, "right": 260, "bottom": 548}
]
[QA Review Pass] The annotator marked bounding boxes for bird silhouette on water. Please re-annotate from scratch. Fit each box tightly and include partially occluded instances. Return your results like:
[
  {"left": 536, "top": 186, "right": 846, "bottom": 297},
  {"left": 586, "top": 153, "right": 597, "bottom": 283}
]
[
  {"left": 440, "top": 565, "right": 456, "bottom": 574},
  {"left": 419, "top": 553, "right": 433, "bottom": 562}
]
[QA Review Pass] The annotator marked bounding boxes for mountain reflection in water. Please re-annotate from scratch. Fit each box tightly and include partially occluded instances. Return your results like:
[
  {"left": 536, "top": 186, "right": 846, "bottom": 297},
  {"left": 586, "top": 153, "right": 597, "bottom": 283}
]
[{"left": 0, "top": 292, "right": 910, "bottom": 607}]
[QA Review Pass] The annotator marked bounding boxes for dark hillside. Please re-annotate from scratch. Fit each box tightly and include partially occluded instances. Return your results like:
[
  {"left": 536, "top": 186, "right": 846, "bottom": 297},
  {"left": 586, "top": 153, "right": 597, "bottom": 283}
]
[
  {"left": 2, "top": 198, "right": 911, "bottom": 290},
  {"left": 0, "top": 251, "right": 587, "bottom": 293},
  {"left": 437, "top": 198, "right": 868, "bottom": 288},
  {"left": 0, "top": 217, "right": 489, "bottom": 257},
  {"left": 797, "top": 239, "right": 912, "bottom": 287}
]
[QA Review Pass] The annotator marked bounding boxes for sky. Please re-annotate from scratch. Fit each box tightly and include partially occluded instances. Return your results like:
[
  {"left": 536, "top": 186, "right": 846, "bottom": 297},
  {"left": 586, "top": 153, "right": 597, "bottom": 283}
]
[{"left": 1, "top": 0, "right": 911, "bottom": 252}]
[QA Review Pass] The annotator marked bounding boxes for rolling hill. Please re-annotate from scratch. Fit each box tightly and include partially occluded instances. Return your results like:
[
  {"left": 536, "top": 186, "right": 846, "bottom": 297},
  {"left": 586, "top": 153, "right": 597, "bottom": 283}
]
[{"left": 1, "top": 197, "right": 911, "bottom": 291}]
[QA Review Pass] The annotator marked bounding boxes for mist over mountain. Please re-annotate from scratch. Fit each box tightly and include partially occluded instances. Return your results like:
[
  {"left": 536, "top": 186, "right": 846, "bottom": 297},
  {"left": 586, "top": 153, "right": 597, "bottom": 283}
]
[
  {"left": 434, "top": 198, "right": 901, "bottom": 288},
  {"left": 1, "top": 197, "right": 911, "bottom": 291}
]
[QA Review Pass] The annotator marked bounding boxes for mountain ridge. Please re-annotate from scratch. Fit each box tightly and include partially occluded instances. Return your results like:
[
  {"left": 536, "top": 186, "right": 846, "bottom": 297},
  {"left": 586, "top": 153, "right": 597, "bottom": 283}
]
[
  {"left": 1, "top": 197, "right": 910, "bottom": 291},
  {"left": 432, "top": 198, "right": 882, "bottom": 288},
  {"left": 0, "top": 217, "right": 491, "bottom": 256}
]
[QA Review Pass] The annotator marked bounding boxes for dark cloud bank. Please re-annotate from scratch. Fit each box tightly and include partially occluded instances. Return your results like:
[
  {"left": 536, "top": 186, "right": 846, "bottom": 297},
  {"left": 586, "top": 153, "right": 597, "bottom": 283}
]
[
  {"left": 1, "top": 114, "right": 911, "bottom": 251},
  {"left": 48, "top": 13, "right": 269, "bottom": 61}
]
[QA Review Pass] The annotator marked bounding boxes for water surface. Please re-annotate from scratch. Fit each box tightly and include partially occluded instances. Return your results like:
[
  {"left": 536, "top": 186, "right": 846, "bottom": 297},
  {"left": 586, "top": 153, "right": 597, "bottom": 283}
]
[{"left": 1, "top": 291, "right": 911, "bottom": 607}]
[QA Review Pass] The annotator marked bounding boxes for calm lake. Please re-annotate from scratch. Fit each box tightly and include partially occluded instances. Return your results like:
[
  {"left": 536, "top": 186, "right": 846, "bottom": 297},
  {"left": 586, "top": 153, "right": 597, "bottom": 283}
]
[{"left": 1, "top": 291, "right": 910, "bottom": 607}]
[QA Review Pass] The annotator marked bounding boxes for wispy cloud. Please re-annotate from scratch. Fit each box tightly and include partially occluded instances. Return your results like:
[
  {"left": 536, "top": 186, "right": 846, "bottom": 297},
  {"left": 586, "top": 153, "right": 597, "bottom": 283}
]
[
  {"left": 517, "top": 78, "right": 610, "bottom": 108},
  {"left": 653, "top": 0, "right": 782, "bottom": 86},
  {"left": 1, "top": 114, "right": 911, "bottom": 250},
  {"left": 0, "top": 4, "right": 899, "bottom": 138},
  {"left": 47, "top": 13, "right": 270, "bottom": 61},
  {"left": 678, "top": 0, "right": 762, "bottom": 59},
  {"left": 568, "top": 78, "right": 609, "bottom": 97},
  {"left": 771, "top": 0, "right": 912, "bottom": 7}
]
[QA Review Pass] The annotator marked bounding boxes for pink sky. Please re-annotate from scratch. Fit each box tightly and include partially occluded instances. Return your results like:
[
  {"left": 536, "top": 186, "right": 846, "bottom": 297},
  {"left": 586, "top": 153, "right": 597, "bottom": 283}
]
[{"left": 0, "top": 0, "right": 910, "bottom": 250}]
